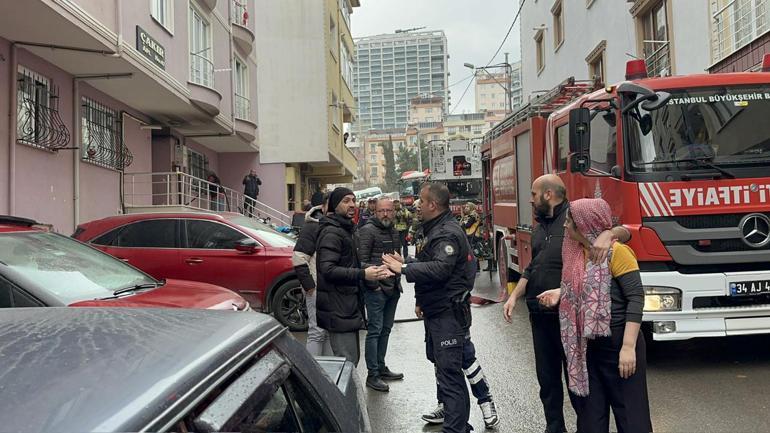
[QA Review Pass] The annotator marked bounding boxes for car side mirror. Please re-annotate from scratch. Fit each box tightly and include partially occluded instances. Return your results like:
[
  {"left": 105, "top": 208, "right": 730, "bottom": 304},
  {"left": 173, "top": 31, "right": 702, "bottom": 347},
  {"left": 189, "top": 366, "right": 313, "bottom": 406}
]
[
  {"left": 235, "top": 239, "right": 259, "bottom": 254},
  {"left": 569, "top": 108, "right": 591, "bottom": 173}
]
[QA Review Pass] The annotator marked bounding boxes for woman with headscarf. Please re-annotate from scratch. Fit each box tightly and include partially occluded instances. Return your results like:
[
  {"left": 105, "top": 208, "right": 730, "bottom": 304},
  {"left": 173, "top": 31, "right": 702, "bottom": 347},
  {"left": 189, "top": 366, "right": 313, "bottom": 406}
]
[{"left": 537, "top": 198, "right": 651, "bottom": 433}]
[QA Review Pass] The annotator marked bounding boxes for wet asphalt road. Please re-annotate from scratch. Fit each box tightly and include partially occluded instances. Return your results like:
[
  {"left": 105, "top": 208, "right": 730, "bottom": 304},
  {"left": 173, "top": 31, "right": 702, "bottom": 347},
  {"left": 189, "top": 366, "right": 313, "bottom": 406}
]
[{"left": 298, "top": 265, "right": 770, "bottom": 432}]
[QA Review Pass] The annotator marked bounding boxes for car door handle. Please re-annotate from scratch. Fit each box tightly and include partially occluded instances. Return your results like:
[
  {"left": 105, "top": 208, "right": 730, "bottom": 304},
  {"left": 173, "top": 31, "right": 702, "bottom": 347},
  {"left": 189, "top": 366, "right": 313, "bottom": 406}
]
[
  {"left": 185, "top": 258, "right": 204, "bottom": 264},
  {"left": 117, "top": 257, "right": 130, "bottom": 262}
]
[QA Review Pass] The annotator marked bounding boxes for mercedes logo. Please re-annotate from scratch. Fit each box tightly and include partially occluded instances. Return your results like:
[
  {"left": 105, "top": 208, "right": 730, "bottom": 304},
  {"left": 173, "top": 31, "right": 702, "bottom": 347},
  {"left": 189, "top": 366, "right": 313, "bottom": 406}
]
[{"left": 739, "top": 213, "right": 770, "bottom": 248}]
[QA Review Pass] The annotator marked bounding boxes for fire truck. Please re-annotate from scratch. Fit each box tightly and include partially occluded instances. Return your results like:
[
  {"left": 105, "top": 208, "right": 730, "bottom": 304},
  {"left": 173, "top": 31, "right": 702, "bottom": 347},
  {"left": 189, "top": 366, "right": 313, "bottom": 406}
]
[
  {"left": 398, "top": 170, "right": 430, "bottom": 206},
  {"left": 483, "top": 57, "right": 770, "bottom": 341},
  {"left": 429, "top": 139, "right": 483, "bottom": 214}
]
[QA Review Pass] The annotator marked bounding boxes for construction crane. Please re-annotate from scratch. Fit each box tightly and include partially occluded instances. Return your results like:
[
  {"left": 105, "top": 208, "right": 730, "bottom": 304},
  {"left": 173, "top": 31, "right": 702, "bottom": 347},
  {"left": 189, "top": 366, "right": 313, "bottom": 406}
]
[{"left": 395, "top": 26, "right": 426, "bottom": 33}]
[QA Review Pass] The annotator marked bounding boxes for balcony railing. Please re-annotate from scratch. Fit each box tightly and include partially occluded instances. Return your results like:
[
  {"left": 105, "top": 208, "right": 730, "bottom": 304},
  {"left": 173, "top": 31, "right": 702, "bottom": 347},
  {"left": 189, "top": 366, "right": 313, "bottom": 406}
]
[
  {"left": 190, "top": 52, "right": 214, "bottom": 88},
  {"left": 234, "top": 93, "right": 250, "bottom": 120},
  {"left": 644, "top": 40, "right": 672, "bottom": 77},
  {"left": 712, "top": 0, "right": 770, "bottom": 63},
  {"left": 123, "top": 171, "right": 291, "bottom": 227},
  {"left": 232, "top": 0, "right": 248, "bottom": 26}
]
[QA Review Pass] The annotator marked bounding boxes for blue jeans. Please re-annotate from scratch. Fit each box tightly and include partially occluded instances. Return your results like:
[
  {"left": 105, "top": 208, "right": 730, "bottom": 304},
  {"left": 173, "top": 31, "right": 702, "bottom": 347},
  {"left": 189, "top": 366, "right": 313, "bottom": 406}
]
[{"left": 364, "top": 289, "right": 399, "bottom": 377}]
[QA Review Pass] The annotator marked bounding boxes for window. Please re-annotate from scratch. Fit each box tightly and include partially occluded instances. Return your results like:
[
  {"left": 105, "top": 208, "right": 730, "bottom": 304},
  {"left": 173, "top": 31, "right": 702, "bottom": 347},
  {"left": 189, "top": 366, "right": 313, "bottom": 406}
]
[
  {"left": 108, "top": 220, "right": 177, "bottom": 248},
  {"left": 535, "top": 30, "right": 546, "bottom": 73},
  {"left": 238, "top": 386, "right": 300, "bottom": 432},
  {"left": 552, "top": 0, "right": 565, "bottom": 49},
  {"left": 556, "top": 124, "right": 569, "bottom": 172},
  {"left": 0, "top": 279, "right": 41, "bottom": 308},
  {"left": 432, "top": 134, "right": 439, "bottom": 141},
  {"left": 426, "top": 107, "right": 433, "bottom": 113},
  {"left": 82, "top": 97, "right": 132, "bottom": 170},
  {"left": 341, "top": 43, "right": 354, "bottom": 88},
  {"left": 234, "top": 57, "right": 249, "bottom": 119},
  {"left": 151, "top": 0, "right": 174, "bottom": 32},
  {"left": 370, "top": 143, "right": 377, "bottom": 152},
  {"left": 711, "top": 0, "right": 770, "bottom": 64},
  {"left": 370, "top": 154, "right": 377, "bottom": 162},
  {"left": 190, "top": 4, "right": 213, "bottom": 87},
  {"left": 586, "top": 40, "right": 607, "bottom": 84},
  {"left": 187, "top": 148, "right": 208, "bottom": 179},
  {"left": 588, "top": 110, "right": 617, "bottom": 173},
  {"left": 331, "top": 92, "right": 339, "bottom": 127},
  {"left": 639, "top": 0, "right": 670, "bottom": 76},
  {"left": 186, "top": 220, "right": 248, "bottom": 249},
  {"left": 232, "top": 0, "right": 248, "bottom": 26},
  {"left": 370, "top": 166, "right": 378, "bottom": 177},
  {"left": 16, "top": 66, "right": 69, "bottom": 150}
]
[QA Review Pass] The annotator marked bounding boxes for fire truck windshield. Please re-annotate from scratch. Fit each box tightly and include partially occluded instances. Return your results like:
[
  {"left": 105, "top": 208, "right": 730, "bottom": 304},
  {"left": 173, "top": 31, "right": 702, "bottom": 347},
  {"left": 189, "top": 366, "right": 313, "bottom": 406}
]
[
  {"left": 627, "top": 85, "right": 770, "bottom": 176},
  {"left": 447, "top": 179, "right": 482, "bottom": 201}
]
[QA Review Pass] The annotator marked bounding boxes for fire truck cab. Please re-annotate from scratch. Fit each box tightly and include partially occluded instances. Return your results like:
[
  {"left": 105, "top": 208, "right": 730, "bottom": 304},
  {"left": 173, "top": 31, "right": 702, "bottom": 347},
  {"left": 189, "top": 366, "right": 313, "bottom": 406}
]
[{"left": 484, "top": 57, "right": 770, "bottom": 341}]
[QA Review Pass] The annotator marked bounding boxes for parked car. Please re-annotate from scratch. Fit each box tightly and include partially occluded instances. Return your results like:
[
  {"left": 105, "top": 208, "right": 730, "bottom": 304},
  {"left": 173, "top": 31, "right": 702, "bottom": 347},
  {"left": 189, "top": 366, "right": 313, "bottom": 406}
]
[
  {"left": 73, "top": 212, "right": 308, "bottom": 330},
  {"left": 0, "top": 307, "right": 369, "bottom": 432},
  {"left": 0, "top": 216, "right": 248, "bottom": 310}
]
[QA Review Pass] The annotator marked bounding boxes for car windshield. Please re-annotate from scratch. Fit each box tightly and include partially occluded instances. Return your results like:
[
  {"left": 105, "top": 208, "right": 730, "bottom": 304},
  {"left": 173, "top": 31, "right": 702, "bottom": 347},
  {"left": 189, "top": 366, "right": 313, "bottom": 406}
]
[
  {"left": 0, "top": 231, "right": 156, "bottom": 304},
  {"left": 628, "top": 85, "right": 770, "bottom": 173},
  {"left": 447, "top": 179, "right": 482, "bottom": 201},
  {"left": 225, "top": 216, "right": 296, "bottom": 247}
]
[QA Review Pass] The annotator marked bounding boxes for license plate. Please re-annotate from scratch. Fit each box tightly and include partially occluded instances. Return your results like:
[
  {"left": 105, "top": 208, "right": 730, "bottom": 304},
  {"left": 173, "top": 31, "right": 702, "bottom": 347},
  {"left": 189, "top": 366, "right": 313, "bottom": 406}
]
[{"left": 730, "top": 280, "right": 770, "bottom": 296}]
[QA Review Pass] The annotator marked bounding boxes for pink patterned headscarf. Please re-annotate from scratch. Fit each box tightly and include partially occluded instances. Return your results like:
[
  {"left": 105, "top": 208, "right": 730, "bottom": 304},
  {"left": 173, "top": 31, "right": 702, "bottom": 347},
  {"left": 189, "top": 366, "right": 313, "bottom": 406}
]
[{"left": 559, "top": 198, "right": 613, "bottom": 397}]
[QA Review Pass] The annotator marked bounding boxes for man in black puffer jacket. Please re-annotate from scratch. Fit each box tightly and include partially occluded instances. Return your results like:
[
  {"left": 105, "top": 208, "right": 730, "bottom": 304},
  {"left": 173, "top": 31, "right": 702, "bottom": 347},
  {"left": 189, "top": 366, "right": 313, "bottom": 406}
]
[
  {"left": 316, "top": 187, "right": 390, "bottom": 365},
  {"left": 357, "top": 197, "right": 404, "bottom": 392}
]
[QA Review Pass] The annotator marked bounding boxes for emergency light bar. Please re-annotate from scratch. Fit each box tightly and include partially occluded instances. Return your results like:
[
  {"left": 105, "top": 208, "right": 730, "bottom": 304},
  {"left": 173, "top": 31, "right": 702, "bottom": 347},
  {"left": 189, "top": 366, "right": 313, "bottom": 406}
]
[
  {"left": 625, "top": 59, "right": 649, "bottom": 80},
  {"left": 763, "top": 53, "right": 770, "bottom": 72}
]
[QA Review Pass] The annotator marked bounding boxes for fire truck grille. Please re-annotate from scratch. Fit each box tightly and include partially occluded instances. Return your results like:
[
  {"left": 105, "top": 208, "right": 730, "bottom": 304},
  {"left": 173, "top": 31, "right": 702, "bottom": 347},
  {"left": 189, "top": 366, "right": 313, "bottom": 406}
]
[{"left": 668, "top": 213, "right": 760, "bottom": 229}]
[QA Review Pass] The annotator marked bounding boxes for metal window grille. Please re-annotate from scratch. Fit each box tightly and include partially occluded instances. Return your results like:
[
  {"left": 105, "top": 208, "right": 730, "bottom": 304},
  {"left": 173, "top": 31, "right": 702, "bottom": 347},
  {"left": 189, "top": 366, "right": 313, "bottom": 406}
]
[
  {"left": 81, "top": 97, "right": 133, "bottom": 170},
  {"left": 16, "top": 67, "right": 70, "bottom": 150},
  {"left": 232, "top": 0, "right": 248, "bottom": 26},
  {"left": 188, "top": 149, "right": 208, "bottom": 179},
  {"left": 234, "top": 58, "right": 250, "bottom": 119},
  {"left": 190, "top": 6, "right": 213, "bottom": 87},
  {"left": 712, "top": 0, "right": 770, "bottom": 64}
]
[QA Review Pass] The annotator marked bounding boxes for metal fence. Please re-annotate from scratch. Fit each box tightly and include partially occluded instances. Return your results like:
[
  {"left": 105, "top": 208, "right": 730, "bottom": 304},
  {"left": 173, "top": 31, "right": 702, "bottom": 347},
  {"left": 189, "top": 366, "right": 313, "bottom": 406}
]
[
  {"left": 190, "top": 52, "right": 214, "bottom": 88},
  {"left": 234, "top": 93, "right": 250, "bottom": 120},
  {"left": 712, "top": 0, "right": 770, "bottom": 64},
  {"left": 122, "top": 171, "right": 291, "bottom": 226}
]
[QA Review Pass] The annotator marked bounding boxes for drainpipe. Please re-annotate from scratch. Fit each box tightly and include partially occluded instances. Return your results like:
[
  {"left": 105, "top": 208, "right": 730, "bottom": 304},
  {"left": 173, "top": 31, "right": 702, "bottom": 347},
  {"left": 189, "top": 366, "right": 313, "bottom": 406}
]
[
  {"left": 72, "top": 78, "right": 80, "bottom": 228},
  {"left": 8, "top": 43, "right": 17, "bottom": 214},
  {"left": 115, "top": 0, "right": 123, "bottom": 56}
]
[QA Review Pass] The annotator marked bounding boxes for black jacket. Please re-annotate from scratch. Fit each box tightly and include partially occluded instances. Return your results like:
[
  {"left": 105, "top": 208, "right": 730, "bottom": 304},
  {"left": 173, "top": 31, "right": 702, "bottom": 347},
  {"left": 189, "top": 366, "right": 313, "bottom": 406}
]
[
  {"left": 358, "top": 209, "right": 375, "bottom": 227},
  {"left": 242, "top": 175, "right": 262, "bottom": 197},
  {"left": 357, "top": 218, "right": 401, "bottom": 296},
  {"left": 291, "top": 206, "right": 324, "bottom": 290},
  {"left": 404, "top": 211, "right": 475, "bottom": 318},
  {"left": 315, "top": 213, "right": 365, "bottom": 332},
  {"left": 522, "top": 200, "right": 568, "bottom": 311}
]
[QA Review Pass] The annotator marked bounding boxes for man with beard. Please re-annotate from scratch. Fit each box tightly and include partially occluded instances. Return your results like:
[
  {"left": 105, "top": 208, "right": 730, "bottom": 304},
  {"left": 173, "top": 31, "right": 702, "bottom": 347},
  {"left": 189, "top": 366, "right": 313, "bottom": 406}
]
[
  {"left": 316, "top": 187, "right": 391, "bottom": 365},
  {"left": 357, "top": 197, "right": 404, "bottom": 392},
  {"left": 502, "top": 174, "right": 629, "bottom": 433}
]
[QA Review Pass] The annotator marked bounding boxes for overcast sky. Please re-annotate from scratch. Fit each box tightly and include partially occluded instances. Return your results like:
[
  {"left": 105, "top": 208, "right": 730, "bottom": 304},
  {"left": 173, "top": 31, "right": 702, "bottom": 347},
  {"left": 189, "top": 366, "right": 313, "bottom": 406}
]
[{"left": 351, "top": 0, "right": 521, "bottom": 115}]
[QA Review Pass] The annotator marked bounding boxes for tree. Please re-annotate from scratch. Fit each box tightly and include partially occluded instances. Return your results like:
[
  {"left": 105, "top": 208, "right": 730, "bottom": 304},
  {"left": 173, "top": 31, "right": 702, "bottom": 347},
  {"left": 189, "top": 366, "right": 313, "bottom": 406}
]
[
  {"left": 396, "top": 140, "right": 429, "bottom": 175},
  {"left": 379, "top": 138, "right": 399, "bottom": 192}
]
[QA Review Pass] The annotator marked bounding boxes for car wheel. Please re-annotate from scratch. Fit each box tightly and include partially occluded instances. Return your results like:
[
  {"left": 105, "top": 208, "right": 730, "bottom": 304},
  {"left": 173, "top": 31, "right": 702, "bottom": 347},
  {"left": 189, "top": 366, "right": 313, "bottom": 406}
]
[{"left": 271, "top": 280, "right": 308, "bottom": 332}]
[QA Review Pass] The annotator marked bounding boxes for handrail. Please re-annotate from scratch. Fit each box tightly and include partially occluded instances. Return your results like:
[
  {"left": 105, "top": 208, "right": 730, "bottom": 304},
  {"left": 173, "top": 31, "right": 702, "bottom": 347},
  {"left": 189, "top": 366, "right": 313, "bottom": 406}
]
[
  {"left": 122, "top": 171, "right": 291, "bottom": 226},
  {"left": 234, "top": 93, "right": 250, "bottom": 120},
  {"left": 190, "top": 52, "right": 214, "bottom": 87}
]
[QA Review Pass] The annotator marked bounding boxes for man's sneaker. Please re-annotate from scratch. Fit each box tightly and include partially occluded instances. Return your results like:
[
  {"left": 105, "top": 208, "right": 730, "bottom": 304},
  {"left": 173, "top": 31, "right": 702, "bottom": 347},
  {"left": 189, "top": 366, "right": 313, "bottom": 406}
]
[
  {"left": 379, "top": 366, "right": 404, "bottom": 381},
  {"left": 421, "top": 403, "right": 445, "bottom": 424},
  {"left": 365, "top": 375, "right": 389, "bottom": 392},
  {"left": 479, "top": 401, "right": 500, "bottom": 429}
]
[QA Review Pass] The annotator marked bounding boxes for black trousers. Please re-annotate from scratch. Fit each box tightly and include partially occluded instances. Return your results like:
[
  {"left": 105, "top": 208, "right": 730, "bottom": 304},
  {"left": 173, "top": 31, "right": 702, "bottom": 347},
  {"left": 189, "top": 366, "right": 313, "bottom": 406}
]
[
  {"left": 529, "top": 309, "right": 583, "bottom": 433},
  {"left": 398, "top": 230, "right": 409, "bottom": 257},
  {"left": 578, "top": 327, "right": 652, "bottom": 433},
  {"left": 425, "top": 310, "right": 471, "bottom": 433}
]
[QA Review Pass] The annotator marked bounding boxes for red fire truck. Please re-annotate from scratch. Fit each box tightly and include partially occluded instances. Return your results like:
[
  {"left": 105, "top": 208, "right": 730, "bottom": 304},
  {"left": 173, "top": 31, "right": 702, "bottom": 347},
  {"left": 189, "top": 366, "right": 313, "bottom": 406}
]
[
  {"left": 483, "top": 57, "right": 770, "bottom": 341},
  {"left": 398, "top": 170, "right": 430, "bottom": 206}
]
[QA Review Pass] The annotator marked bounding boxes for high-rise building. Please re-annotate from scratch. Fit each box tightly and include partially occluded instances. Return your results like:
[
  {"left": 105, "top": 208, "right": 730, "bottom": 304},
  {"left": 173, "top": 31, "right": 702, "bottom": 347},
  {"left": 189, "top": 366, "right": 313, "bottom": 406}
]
[{"left": 354, "top": 30, "right": 450, "bottom": 133}]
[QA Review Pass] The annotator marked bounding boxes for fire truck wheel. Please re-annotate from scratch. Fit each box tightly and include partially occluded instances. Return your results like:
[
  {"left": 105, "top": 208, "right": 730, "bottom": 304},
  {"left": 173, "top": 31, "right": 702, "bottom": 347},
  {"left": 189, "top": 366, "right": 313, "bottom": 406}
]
[{"left": 497, "top": 237, "right": 509, "bottom": 292}]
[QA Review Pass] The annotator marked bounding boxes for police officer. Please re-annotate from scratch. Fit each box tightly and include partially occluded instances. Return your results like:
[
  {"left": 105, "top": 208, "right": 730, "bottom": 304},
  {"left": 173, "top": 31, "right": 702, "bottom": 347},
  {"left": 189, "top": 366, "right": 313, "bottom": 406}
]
[{"left": 383, "top": 182, "right": 475, "bottom": 433}]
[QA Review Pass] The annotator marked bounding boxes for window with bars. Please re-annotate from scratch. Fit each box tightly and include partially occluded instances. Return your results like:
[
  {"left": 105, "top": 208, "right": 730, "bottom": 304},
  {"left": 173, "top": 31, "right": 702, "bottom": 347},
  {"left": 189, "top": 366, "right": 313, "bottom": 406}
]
[
  {"left": 16, "top": 66, "right": 70, "bottom": 150},
  {"left": 711, "top": 0, "right": 769, "bottom": 63},
  {"left": 81, "top": 97, "right": 133, "bottom": 170},
  {"left": 187, "top": 148, "right": 208, "bottom": 179},
  {"left": 190, "top": 4, "right": 213, "bottom": 87},
  {"left": 151, "top": 0, "right": 173, "bottom": 33},
  {"left": 234, "top": 57, "right": 249, "bottom": 119},
  {"left": 640, "top": 0, "right": 671, "bottom": 76},
  {"left": 232, "top": 0, "right": 248, "bottom": 26}
]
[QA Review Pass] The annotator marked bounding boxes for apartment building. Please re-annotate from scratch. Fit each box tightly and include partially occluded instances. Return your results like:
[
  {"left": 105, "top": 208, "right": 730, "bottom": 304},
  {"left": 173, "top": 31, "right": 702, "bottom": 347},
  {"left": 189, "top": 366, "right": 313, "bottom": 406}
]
[
  {"left": 444, "top": 113, "right": 488, "bottom": 140},
  {"left": 709, "top": 0, "right": 770, "bottom": 72},
  {"left": 354, "top": 30, "right": 450, "bottom": 132},
  {"left": 520, "top": 0, "right": 711, "bottom": 99},
  {"left": 255, "top": 0, "right": 359, "bottom": 210},
  {"left": 408, "top": 96, "right": 444, "bottom": 124},
  {"left": 351, "top": 129, "right": 407, "bottom": 189},
  {"left": 0, "top": 0, "right": 294, "bottom": 232}
]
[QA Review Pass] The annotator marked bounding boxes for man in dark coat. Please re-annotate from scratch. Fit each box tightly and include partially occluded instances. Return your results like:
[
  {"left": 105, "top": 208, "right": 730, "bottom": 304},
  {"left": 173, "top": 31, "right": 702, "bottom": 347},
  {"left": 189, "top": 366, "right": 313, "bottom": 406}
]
[
  {"left": 358, "top": 197, "right": 377, "bottom": 227},
  {"left": 242, "top": 169, "right": 262, "bottom": 217},
  {"left": 316, "top": 187, "right": 390, "bottom": 365},
  {"left": 357, "top": 197, "right": 404, "bottom": 392}
]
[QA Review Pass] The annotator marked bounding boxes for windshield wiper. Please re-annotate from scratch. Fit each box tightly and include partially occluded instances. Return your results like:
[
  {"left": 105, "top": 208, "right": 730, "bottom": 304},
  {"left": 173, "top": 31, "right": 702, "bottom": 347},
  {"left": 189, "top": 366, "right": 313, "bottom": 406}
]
[
  {"left": 112, "top": 282, "right": 160, "bottom": 297},
  {"left": 634, "top": 157, "right": 736, "bottom": 179}
]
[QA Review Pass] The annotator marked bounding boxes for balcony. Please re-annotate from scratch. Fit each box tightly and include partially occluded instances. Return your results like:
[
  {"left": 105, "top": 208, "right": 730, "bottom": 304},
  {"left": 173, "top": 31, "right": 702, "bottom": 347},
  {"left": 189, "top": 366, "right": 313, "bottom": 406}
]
[
  {"left": 712, "top": 0, "right": 770, "bottom": 64},
  {"left": 231, "top": 0, "right": 254, "bottom": 54},
  {"left": 234, "top": 93, "right": 257, "bottom": 142},
  {"left": 123, "top": 171, "right": 291, "bottom": 226},
  {"left": 644, "top": 40, "right": 672, "bottom": 77},
  {"left": 189, "top": 52, "right": 221, "bottom": 116}
]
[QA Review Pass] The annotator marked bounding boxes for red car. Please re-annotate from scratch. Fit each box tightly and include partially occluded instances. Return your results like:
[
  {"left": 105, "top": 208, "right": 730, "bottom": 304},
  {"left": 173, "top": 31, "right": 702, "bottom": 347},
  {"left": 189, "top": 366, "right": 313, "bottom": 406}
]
[
  {"left": 0, "top": 216, "right": 248, "bottom": 311},
  {"left": 74, "top": 212, "right": 307, "bottom": 330}
]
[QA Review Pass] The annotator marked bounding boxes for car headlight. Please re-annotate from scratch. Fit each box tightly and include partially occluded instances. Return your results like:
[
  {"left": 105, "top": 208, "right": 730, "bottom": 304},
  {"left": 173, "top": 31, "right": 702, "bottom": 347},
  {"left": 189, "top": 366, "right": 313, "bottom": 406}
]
[{"left": 644, "top": 286, "right": 681, "bottom": 312}]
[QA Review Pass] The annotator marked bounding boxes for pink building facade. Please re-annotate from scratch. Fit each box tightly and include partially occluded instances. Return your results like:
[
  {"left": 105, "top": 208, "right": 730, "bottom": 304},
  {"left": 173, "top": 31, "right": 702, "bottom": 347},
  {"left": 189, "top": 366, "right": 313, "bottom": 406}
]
[{"left": 0, "top": 0, "right": 286, "bottom": 233}]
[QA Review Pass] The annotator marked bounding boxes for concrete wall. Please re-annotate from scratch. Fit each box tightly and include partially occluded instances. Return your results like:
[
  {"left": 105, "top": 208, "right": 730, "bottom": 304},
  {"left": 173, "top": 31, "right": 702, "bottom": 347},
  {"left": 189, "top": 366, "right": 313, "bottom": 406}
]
[
  {"left": 218, "top": 152, "right": 287, "bottom": 213},
  {"left": 255, "top": 0, "right": 328, "bottom": 164},
  {"left": 0, "top": 38, "right": 10, "bottom": 214},
  {"left": 671, "top": 0, "right": 711, "bottom": 74},
  {"left": 77, "top": 0, "right": 118, "bottom": 34}
]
